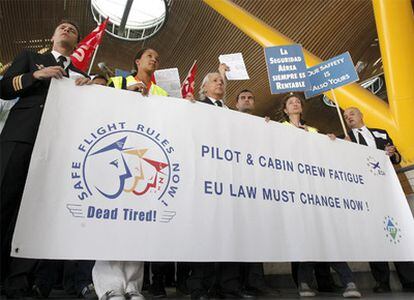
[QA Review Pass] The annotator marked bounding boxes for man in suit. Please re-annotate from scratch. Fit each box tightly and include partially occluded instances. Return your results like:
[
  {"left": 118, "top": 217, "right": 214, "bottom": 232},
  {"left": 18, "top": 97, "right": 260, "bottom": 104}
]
[
  {"left": 186, "top": 73, "right": 253, "bottom": 300},
  {"left": 343, "top": 107, "right": 414, "bottom": 293},
  {"left": 0, "top": 20, "right": 93, "bottom": 298},
  {"left": 234, "top": 89, "right": 282, "bottom": 297}
]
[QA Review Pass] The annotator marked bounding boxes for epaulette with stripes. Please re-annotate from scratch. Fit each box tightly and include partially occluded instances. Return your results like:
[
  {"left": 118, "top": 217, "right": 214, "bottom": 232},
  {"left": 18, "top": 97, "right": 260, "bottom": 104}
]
[{"left": 12, "top": 74, "right": 23, "bottom": 91}]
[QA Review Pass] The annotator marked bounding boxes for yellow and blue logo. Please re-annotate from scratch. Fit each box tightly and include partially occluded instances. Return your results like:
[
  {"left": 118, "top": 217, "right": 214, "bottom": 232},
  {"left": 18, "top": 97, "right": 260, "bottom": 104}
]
[{"left": 69, "top": 122, "right": 181, "bottom": 223}]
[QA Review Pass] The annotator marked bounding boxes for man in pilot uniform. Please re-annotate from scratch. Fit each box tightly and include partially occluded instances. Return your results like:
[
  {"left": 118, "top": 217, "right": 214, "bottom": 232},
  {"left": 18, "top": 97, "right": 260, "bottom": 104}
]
[{"left": 0, "top": 20, "right": 92, "bottom": 297}]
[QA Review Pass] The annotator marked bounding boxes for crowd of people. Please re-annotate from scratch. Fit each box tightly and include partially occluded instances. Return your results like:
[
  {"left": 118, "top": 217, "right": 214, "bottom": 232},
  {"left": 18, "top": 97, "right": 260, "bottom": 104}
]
[{"left": 1, "top": 20, "right": 413, "bottom": 300}]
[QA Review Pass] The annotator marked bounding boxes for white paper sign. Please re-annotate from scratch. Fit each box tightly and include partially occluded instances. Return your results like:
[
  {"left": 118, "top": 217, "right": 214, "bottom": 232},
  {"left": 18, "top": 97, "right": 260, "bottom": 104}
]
[
  {"left": 154, "top": 67, "right": 181, "bottom": 98},
  {"left": 11, "top": 79, "right": 414, "bottom": 262},
  {"left": 219, "top": 53, "right": 250, "bottom": 80}
]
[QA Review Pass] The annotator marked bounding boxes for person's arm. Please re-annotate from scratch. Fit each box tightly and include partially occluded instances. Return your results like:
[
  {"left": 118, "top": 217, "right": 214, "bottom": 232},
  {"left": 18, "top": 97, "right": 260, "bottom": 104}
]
[
  {"left": 218, "top": 63, "right": 229, "bottom": 83},
  {"left": 1, "top": 50, "right": 69, "bottom": 100},
  {"left": 384, "top": 133, "right": 401, "bottom": 164},
  {"left": 1, "top": 50, "right": 40, "bottom": 99}
]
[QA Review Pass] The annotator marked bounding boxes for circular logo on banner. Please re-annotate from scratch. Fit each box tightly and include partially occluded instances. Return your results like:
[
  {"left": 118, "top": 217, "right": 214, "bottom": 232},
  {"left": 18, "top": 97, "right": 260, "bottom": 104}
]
[
  {"left": 84, "top": 131, "right": 170, "bottom": 200},
  {"left": 69, "top": 122, "right": 180, "bottom": 223}
]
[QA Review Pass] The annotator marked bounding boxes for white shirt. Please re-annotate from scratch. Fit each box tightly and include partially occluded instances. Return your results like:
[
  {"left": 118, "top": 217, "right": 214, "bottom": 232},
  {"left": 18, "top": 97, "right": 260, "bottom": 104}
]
[
  {"left": 0, "top": 98, "right": 19, "bottom": 134},
  {"left": 207, "top": 96, "right": 227, "bottom": 108},
  {"left": 51, "top": 50, "right": 84, "bottom": 79},
  {"left": 352, "top": 126, "right": 376, "bottom": 148},
  {"left": 51, "top": 50, "right": 71, "bottom": 69}
]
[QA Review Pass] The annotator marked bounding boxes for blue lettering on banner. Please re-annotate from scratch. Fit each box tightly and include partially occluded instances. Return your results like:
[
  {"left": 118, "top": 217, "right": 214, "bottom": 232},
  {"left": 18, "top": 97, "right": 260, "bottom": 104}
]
[
  {"left": 343, "top": 198, "right": 364, "bottom": 211},
  {"left": 200, "top": 147, "right": 365, "bottom": 185},
  {"left": 262, "top": 189, "right": 295, "bottom": 203},
  {"left": 86, "top": 205, "right": 158, "bottom": 221},
  {"left": 202, "top": 180, "right": 370, "bottom": 213},
  {"left": 199, "top": 146, "right": 374, "bottom": 214},
  {"left": 201, "top": 145, "right": 241, "bottom": 163},
  {"left": 230, "top": 184, "right": 257, "bottom": 199},
  {"left": 304, "top": 52, "right": 359, "bottom": 98},
  {"left": 264, "top": 44, "right": 310, "bottom": 94},
  {"left": 70, "top": 121, "right": 181, "bottom": 224}
]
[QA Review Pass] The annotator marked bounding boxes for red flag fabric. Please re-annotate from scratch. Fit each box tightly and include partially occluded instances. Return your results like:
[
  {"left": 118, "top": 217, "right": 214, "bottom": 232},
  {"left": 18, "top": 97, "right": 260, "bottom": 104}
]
[
  {"left": 181, "top": 60, "right": 197, "bottom": 98},
  {"left": 151, "top": 73, "right": 156, "bottom": 84},
  {"left": 71, "top": 18, "right": 108, "bottom": 72}
]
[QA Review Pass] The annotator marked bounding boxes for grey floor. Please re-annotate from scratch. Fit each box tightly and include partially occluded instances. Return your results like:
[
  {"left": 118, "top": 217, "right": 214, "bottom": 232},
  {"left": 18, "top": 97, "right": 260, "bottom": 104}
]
[
  {"left": 1, "top": 271, "right": 413, "bottom": 299},
  {"left": 1, "top": 288, "right": 413, "bottom": 300}
]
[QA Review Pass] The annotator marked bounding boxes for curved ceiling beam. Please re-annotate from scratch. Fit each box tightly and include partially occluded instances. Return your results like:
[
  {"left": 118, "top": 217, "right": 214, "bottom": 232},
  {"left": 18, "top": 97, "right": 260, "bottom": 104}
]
[
  {"left": 372, "top": 0, "right": 414, "bottom": 166},
  {"left": 203, "top": 0, "right": 414, "bottom": 166}
]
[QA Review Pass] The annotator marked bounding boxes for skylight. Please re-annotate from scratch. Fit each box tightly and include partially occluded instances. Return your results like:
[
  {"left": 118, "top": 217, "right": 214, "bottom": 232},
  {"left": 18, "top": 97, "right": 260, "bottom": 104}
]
[{"left": 91, "top": 0, "right": 169, "bottom": 41}]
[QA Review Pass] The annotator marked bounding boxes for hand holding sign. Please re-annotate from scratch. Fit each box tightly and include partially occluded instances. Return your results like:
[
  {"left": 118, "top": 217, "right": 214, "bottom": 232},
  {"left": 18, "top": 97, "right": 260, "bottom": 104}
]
[{"left": 218, "top": 53, "right": 249, "bottom": 80}]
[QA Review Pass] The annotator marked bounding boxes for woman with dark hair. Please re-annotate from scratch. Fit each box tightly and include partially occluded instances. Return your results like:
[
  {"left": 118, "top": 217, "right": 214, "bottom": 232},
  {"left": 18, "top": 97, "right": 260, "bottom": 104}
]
[
  {"left": 280, "top": 93, "right": 360, "bottom": 298},
  {"left": 281, "top": 93, "right": 318, "bottom": 133},
  {"left": 107, "top": 48, "right": 167, "bottom": 97},
  {"left": 92, "top": 48, "right": 168, "bottom": 300}
]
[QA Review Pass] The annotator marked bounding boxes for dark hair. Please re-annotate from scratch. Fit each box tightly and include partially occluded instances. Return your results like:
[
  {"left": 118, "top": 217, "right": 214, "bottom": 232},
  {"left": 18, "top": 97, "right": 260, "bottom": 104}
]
[
  {"left": 92, "top": 75, "right": 108, "bottom": 82},
  {"left": 236, "top": 89, "right": 254, "bottom": 102},
  {"left": 281, "top": 92, "right": 305, "bottom": 121},
  {"left": 133, "top": 48, "right": 156, "bottom": 71},
  {"left": 57, "top": 19, "right": 81, "bottom": 43}
]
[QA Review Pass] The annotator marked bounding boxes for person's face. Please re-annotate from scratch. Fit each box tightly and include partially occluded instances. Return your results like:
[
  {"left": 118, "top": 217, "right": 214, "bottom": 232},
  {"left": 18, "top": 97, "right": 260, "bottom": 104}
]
[
  {"left": 135, "top": 49, "right": 160, "bottom": 73},
  {"left": 343, "top": 108, "right": 364, "bottom": 129},
  {"left": 92, "top": 77, "right": 107, "bottom": 86},
  {"left": 89, "top": 150, "right": 132, "bottom": 199},
  {"left": 236, "top": 91, "right": 255, "bottom": 113},
  {"left": 204, "top": 73, "right": 225, "bottom": 99},
  {"left": 284, "top": 96, "right": 303, "bottom": 116},
  {"left": 51, "top": 23, "right": 79, "bottom": 49}
]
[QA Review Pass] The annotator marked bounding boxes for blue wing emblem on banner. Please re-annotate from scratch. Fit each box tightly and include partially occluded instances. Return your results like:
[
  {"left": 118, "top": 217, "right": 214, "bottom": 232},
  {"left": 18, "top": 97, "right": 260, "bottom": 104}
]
[
  {"left": 66, "top": 204, "right": 85, "bottom": 218},
  {"left": 160, "top": 211, "right": 176, "bottom": 223}
]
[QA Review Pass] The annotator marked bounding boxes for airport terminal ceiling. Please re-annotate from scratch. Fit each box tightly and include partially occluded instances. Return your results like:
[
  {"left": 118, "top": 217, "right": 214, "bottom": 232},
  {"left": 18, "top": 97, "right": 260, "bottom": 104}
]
[{"left": 0, "top": 0, "right": 391, "bottom": 135}]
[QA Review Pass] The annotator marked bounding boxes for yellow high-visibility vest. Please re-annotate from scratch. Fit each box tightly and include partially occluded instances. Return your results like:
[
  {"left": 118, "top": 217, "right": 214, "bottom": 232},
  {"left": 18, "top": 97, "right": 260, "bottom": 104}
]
[
  {"left": 108, "top": 75, "right": 168, "bottom": 96},
  {"left": 282, "top": 120, "right": 318, "bottom": 133}
]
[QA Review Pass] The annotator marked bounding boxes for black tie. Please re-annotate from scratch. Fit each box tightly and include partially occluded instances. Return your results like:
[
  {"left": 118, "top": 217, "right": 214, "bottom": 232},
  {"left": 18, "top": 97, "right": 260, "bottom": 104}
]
[
  {"left": 57, "top": 56, "right": 67, "bottom": 69},
  {"left": 215, "top": 100, "right": 223, "bottom": 107},
  {"left": 358, "top": 130, "right": 367, "bottom": 146}
]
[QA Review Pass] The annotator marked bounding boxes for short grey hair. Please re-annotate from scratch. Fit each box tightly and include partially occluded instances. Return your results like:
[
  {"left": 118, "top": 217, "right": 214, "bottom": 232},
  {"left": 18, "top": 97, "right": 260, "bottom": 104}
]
[{"left": 198, "top": 72, "right": 226, "bottom": 101}]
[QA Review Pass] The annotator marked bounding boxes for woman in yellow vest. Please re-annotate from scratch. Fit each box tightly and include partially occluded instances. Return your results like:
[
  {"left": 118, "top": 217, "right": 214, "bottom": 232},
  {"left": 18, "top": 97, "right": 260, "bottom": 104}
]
[
  {"left": 107, "top": 47, "right": 168, "bottom": 97},
  {"left": 93, "top": 48, "right": 167, "bottom": 300},
  {"left": 281, "top": 93, "right": 361, "bottom": 298},
  {"left": 281, "top": 93, "right": 318, "bottom": 133}
]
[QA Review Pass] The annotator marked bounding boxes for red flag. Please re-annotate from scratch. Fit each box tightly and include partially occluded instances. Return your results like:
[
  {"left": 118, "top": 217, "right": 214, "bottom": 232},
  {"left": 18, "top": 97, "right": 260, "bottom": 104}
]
[
  {"left": 181, "top": 60, "right": 197, "bottom": 98},
  {"left": 71, "top": 18, "right": 109, "bottom": 72},
  {"left": 151, "top": 73, "right": 156, "bottom": 84}
]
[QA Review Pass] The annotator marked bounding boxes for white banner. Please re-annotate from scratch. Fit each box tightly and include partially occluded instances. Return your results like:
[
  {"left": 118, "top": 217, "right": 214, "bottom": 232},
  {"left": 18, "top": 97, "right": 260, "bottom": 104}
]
[{"left": 12, "top": 79, "right": 414, "bottom": 261}]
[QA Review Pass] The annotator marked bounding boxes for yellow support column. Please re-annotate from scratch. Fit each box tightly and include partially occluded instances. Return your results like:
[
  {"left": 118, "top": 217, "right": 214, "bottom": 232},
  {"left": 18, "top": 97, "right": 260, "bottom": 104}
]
[
  {"left": 203, "top": 0, "right": 414, "bottom": 166},
  {"left": 372, "top": 0, "right": 414, "bottom": 166}
]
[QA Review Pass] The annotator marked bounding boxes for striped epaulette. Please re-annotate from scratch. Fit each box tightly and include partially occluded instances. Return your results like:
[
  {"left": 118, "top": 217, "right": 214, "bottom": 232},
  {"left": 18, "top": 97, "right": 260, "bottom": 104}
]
[{"left": 12, "top": 74, "right": 24, "bottom": 91}]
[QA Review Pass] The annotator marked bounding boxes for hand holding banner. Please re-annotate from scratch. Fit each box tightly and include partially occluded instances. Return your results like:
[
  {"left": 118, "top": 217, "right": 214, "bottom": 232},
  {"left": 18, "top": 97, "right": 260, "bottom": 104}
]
[{"left": 11, "top": 79, "right": 414, "bottom": 262}]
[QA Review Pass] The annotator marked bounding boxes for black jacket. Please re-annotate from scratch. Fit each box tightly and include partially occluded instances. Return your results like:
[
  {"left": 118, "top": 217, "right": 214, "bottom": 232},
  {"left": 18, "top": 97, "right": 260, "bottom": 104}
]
[
  {"left": 348, "top": 127, "right": 401, "bottom": 164},
  {"left": 0, "top": 50, "right": 87, "bottom": 144}
]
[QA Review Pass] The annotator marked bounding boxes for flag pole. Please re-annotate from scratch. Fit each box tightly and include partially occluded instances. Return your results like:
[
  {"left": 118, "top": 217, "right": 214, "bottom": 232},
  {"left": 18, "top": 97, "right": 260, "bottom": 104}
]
[
  {"left": 331, "top": 89, "right": 349, "bottom": 138},
  {"left": 190, "top": 59, "right": 197, "bottom": 71},
  {"left": 181, "top": 60, "right": 197, "bottom": 85},
  {"left": 87, "top": 44, "right": 100, "bottom": 76}
]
